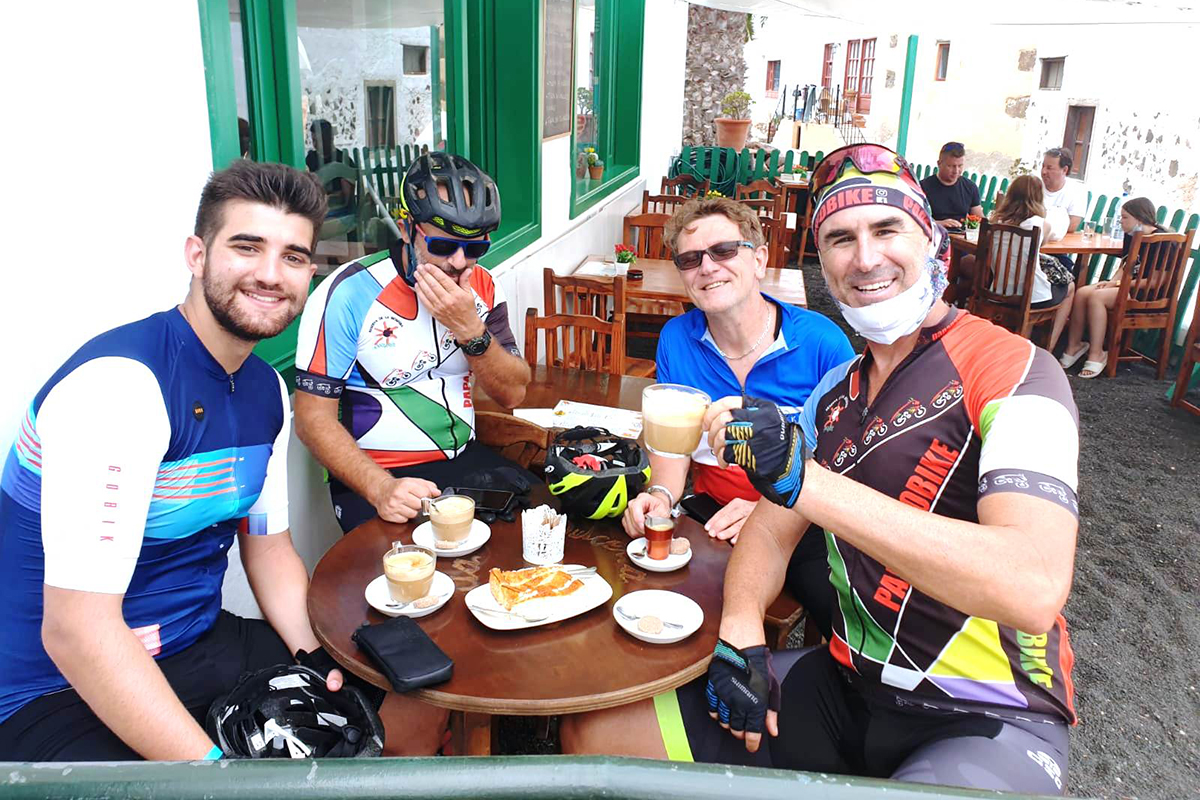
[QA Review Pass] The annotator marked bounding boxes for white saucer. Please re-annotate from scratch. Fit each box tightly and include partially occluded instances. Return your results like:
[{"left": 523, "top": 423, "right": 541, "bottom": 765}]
[
  {"left": 365, "top": 570, "right": 454, "bottom": 618},
  {"left": 613, "top": 590, "right": 703, "bottom": 644},
  {"left": 627, "top": 537, "right": 693, "bottom": 572},
  {"left": 412, "top": 518, "right": 491, "bottom": 557}
]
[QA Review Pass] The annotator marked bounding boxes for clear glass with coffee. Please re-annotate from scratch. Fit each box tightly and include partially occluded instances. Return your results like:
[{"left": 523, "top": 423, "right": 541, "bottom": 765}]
[
  {"left": 422, "top": 493, "right": 476, "bottom": 549},
  {"left": 382, "top": 543, "right": 435, "bottom": 603},
  {"left": 644, "top": 515, "right": 674, "bottom": 560},
  {"left": 642, "top": 384, "right": 711, "bottom": 458}
]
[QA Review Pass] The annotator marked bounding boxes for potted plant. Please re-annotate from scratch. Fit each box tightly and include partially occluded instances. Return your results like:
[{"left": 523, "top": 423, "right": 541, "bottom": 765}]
[
  {"left": 714, "top": 90, "right": 754, "bottom": 150},
  {"left": 576, "top": 88, "right": 595, "bottom": 141},
  {"left": 586, "top": 148, "right": 604, "bottom": 181},
  {"left": 964, "top": 213, "right": 982, "bottom": 242},
  {"left": 704, "top": 189, "right": 725, "bottom": 199},
  {"left": 614, "top": 243, "right": 636, "bottom": 266}
]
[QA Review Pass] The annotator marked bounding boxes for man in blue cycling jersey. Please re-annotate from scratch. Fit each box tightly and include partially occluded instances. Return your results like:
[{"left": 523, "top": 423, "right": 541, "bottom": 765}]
[{"left": 0, "top": 160, "right": 442, "bottom": 760}]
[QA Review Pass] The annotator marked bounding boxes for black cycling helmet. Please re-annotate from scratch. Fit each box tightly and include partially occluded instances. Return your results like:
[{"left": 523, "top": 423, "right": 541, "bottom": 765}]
[
  {"left": 544, "top": 427, "right": 650, "bottom": 519},
  {"left": 399, "top": 151, "right": 501, "bottom": 238},
  {"left": 206, "top": 664, "right": 384, "bottom": 759}
]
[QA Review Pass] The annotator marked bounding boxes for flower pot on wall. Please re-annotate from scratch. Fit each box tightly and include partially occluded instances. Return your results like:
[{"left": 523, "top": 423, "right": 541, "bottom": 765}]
[
  {"left": 714, "top": 118, "right": 752, "bottom": 150},
  {"left": 589, "top": 165, "right": 605, "bottom": 180}
]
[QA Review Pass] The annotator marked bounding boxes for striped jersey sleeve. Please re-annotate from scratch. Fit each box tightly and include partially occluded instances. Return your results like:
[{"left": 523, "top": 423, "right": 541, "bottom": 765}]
[{"left": 941, "top": 316, "right": 1079, "bottom": 516}]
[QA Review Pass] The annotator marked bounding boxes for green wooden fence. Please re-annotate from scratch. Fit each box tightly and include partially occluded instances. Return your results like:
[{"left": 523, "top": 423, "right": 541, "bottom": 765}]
[
  {"left": 912, "top": 161, "right": 1200, "bottom": 359},
  {"left": 309, "top": 144, "right": 430, "bottom": 203}
]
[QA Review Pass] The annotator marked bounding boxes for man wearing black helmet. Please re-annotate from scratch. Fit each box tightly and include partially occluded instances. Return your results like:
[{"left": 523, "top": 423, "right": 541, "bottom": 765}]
[{"left": 294, "top": 152, "right": 531, "bottom": 534}]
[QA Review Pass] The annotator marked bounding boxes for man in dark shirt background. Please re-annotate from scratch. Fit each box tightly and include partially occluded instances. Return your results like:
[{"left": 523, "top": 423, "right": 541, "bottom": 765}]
[{"left": 919, "top": 142, "right": 982, "bottom": 229}]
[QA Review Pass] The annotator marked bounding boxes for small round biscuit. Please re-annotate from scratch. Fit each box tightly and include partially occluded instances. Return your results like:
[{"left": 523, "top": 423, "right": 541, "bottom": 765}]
[
  {"left": 669, "top": 538, "right": 691, "bottom": 555},
  {"left": 637, "top": 615, "right": 664, "bottom": 635}
]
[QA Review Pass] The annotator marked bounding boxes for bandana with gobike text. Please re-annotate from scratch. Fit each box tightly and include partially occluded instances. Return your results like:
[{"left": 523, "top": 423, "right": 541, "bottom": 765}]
[{"left": 811, "top": 166, "right": 934, "bottom": 240}]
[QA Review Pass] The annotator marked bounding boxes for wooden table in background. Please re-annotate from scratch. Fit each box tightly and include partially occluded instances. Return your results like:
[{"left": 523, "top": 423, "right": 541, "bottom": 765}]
[
  {"left": 308, "top": 489, "right": 727, "bottom": 755},
  {"left": 575, "top": 255, "right": 807, "bottom": 308},
  {"left": 476, "top": 364, "right": 653, "bottom": 413},
  {"left": 947, "top": 231, "right": 1125, "bottom": 300}
]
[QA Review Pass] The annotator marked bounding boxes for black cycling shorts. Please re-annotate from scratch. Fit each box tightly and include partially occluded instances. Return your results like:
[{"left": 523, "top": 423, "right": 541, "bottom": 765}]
[
  {"left": 0, "top": 611, "right": 291, "bottom": 762},
  {"left": 656, "top": 646, "right": 1068, "bottom": 795}
]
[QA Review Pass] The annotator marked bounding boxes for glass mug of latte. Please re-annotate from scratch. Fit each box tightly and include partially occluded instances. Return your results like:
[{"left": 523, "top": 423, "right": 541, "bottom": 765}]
[
  {"left": 421, "top": 492, "right": 476, "bottom": 549},
  {"left": 641, "top": 384, "right": 711, "bottom": 458},
  {"left": 382, "top": 543, "right": 435, "bottom": 603}
]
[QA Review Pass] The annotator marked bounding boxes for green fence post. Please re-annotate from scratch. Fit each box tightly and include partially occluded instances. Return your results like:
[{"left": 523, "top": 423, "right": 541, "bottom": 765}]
[{"left": 896, "top": 35, "right": 919, "bottom": 157}]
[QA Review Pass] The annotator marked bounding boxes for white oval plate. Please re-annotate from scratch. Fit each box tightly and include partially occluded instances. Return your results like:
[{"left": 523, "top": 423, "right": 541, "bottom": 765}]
[
  {"left": 365, "top": 570, "right": 454, "bottom": 618},
  {"left": 412, "top": 518, "right": 491, "bottom": 557},
  {"left": 626, "top": 537, "right": 693, "bottom": 573},
  {"left": 613, "top": 590, "right": 703, "bottom": 644},
  {"left": 465, "top": 566, "right": 612, "bottom": 631}
]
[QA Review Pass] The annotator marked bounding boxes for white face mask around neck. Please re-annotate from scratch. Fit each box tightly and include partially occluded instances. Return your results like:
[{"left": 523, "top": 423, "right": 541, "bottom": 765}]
[{"left": 831, "top": 267, "right": 937, "bottom": 345}]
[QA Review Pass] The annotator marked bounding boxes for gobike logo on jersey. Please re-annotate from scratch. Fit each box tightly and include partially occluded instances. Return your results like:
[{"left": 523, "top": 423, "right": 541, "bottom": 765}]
[
  {"left": 991, "top": 472, "right": 1030, "bottom": 489},
  {"left": 381, "top": 350, "right": 437, "bottom": 388},
  {"left": 368, "top": 315, "right": 403, "bottom": 349},
  {"left": 832, "top": 437, "right": 857, "bottom": 467},
  {"left": 822, "top": 395, "right": 849, "bottom": 432},
  {"left": 930, "top": 379, "right": 963, "bottom": 409},
  {"left": 861, "top": 415, "right": 888, "bottom": 445},
  {"left": 890, "top": 398, "right": 926, "bottom": 428},
  {"left": 441, "top": 329, "right": 456, "bottom": 351}
]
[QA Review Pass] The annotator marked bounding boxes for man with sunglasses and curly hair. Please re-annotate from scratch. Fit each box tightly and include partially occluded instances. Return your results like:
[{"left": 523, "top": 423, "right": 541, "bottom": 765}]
[
  {"left": 564, "top": 145, "right": 1078, "bottom": 796},
  {"left": 294, "top": 152, "right": 531, "bottom": 534},
  {"left": 619, "top": 195, "right": 852, "bottom": 633}
]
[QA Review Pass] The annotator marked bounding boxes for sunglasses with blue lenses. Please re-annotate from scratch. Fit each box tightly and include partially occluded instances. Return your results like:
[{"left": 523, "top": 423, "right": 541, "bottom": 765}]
[{"left": 418, "top": 225, "right": 492, "bottom": 260}]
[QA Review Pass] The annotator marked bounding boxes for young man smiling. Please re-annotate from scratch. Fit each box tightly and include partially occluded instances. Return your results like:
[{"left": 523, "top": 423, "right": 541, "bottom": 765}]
[
  {"left": 294, "top": 152, "right": 530, "bottom": 534},
  {"left": 564, "top": 146, "right": 1080, "bottom": 796},
  {"left": 0, "top": 161, "right": 352, "bottom": 761}
]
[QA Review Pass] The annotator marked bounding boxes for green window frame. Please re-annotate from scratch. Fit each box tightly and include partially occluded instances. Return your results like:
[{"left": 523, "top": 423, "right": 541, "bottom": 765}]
[
  {"left": 569, "top": 0, "right": 645, "bottom": 219},
  {"left": 197, "top": 0, "right": 544, "bottom": 380}
]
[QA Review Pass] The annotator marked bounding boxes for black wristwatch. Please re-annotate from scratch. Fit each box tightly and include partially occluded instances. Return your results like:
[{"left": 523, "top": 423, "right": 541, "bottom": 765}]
[{"left": 456, "top": 329, "right": 491, "bottom": 356}]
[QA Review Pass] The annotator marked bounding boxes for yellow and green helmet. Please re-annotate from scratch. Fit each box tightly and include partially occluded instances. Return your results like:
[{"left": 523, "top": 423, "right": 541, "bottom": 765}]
[
  {"left": 399, "top": 151, "right": 501, "bottom": 237},
  {"left": 544, "top": 427, "right": 651, "bottom": 520}
]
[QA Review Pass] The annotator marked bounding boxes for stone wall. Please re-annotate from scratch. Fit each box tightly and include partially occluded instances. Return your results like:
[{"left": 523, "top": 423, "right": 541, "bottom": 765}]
[{"left": 681, "top": 5, "right": 747, "bottom": 147}]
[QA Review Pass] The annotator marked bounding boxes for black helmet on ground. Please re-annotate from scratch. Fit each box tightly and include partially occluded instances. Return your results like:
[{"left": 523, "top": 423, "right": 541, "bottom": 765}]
[{"left": 206, "top": 664, "right": 384, "bottom": 759}]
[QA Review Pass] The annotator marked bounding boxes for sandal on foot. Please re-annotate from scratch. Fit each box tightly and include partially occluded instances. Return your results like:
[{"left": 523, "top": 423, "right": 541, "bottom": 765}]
[
  {"left": 1059, "top": 344, "right": 1088, "bottom": 369},
  {"left": 1078, "top": 356, "right": 1108, "bottom": 379}
]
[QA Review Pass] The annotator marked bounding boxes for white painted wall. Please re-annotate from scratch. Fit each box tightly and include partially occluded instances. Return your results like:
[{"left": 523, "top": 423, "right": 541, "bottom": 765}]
[{"left": 0, "top": 3, "right": 213, "bottom": 452}]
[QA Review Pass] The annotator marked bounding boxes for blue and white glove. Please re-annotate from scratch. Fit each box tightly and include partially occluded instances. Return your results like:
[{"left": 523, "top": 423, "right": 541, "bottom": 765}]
[
  {"left": 721, "top": 396, "right": 809, "bottom": 508},
  {"left": 706, "top": 639, "right": 780, "bottom": 735}
]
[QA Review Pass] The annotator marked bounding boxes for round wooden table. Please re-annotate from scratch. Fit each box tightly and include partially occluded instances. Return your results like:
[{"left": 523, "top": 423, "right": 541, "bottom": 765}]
[{"left": 307, "top": 488, "right": 728, "bottom": 754}]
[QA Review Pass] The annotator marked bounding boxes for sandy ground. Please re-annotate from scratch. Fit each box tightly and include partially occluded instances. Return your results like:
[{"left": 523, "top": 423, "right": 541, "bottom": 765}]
[{"left": 500, "top": 260, "right": 1200, "bottom": 799}]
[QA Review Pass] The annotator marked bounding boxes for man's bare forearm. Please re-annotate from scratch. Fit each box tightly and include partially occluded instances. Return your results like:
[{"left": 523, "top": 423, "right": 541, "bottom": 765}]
[
  {"left": 794, "top": 465, "right": 1076, "bottom": 632},
  {"left": 294, "top": 393, "right": 390, "bottom": 502},
  {"left": 43, "top": 588, "right": 215, "bottom": 760},
  {"left": 240, "top": 532, "right": 321, "bottom": 656},
  {"left": 717, "top": 502, "right": 807, "bottom": 647},
  {"left": 469, "top": 344, "right": 530, "bottom": 408}
]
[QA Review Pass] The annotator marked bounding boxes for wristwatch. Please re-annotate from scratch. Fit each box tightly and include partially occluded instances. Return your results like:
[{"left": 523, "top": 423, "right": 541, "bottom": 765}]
[{"left": 456, "top": 329, "right": 491, "bottom": 356}]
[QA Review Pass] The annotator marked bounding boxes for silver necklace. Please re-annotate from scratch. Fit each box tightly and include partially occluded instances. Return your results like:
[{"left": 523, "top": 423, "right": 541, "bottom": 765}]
[{"left": 713, "top": 305, "right": 774, "bottom": 360}]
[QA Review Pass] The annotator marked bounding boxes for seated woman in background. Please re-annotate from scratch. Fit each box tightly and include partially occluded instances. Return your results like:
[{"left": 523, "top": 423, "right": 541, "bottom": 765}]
[
  {"left": 1059, "top": 197, "right": 1168, "bottom": 378},
  {"left": 986, "top": 175, "right": 1075, "bottom": 350}
]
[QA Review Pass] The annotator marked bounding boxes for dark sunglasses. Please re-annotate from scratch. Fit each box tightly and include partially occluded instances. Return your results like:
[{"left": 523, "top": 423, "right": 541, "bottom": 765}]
[
  {"left": 417, "top": 225, "right": 491, "bottom": 260},
  {"left": 672, "top": 240, "right": 754, "bottom": 270},
  {"left": 811, "top": 144, "right": 921, "bottom": 199}
]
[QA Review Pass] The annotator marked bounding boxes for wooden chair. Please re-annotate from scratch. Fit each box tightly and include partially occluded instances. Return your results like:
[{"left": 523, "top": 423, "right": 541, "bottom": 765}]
[
  {"left": 968, "top": 219, "right": 1057, "bottom": 341},
  {"left": 735, "top": 179, "right": 784, "bottom": 218},
  {"left": 524, "top": 308, "right": 628, "bottom": 376},
  {"left": 622, "top": 213, "right": 671, "bottom": 260},
  {"left": 660, "top": 174, "right": 709, "bottom": 197},
  {"left": 764, "top": 588, "right": 822, "bottom": 650},
  {"left": 758, "top": 214, "right": 790, "bottom": 269},
  {"left": 641, "top": 191, "right": 688, "bottom": 215},
  {"left": 1103, "top": 228, "right": 1194, "bottom": 379},
  {"left": 542, "top": 269, "right": 656, "bottom": 378},
  {"left": 474, "top": 410, "right": 551, "bottom": 470},
  {"left": 1170, "top": 297, "right": 1200, "bottom": 417}
]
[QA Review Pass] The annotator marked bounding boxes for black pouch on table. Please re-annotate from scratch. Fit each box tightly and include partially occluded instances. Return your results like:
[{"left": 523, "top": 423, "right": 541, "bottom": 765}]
[{"left": 351, "top": 616, "right": 453, "bottom": 693}]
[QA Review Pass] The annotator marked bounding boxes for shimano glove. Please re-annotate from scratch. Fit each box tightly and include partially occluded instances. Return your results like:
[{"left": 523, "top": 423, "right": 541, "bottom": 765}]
[
  {"left": 705, "top": 639, "right": 780, "bottom": 735},
  {"left": 721, "top": 396, "right": 809, "bottom": 508},
  {"left": 295, "top": 647, "right": 386, "bottom": 709}
]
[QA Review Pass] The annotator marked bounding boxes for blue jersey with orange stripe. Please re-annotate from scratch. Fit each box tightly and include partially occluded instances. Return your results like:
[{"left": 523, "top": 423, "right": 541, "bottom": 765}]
[{"left": 0, "top": 309, "right": 289, "bottom": 722}]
